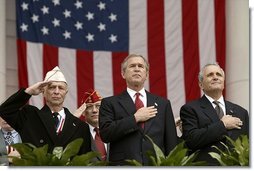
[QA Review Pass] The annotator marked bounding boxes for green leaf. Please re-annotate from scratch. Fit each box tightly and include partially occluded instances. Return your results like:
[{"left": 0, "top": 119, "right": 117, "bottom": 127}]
[
  {"left": 126, "top": 135, "right": 205, "bottom": 166},
  {"left": 126, "top": 159, "right": 143, "bottom": 166},
  {"left": 209, "top": 152, "right": 226, "bottom": 166},
  {"left": 70, "top": 151, "right": 105, "bottom": 166},
  {"left": 11, "top": 138, "right": 105, "bottom": 166},
  {"left": 145, "top": 135, "right": 165, "bottom": 165},
  {"left": 32, "top": 144, "right": 50, "bottom": 165},
  {"left": 209, "top": 135, "right": 249, "bottom": 166},
  {"left": 52, "top": 146, "right": 63, "bottom": 159},
  {"left": 61, "top": 138, "right": 83, "bottom": 161}
]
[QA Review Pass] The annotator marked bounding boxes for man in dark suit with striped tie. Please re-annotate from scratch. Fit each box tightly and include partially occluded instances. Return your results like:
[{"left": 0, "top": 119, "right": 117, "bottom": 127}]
[
  {"left": 99, "top": 54, "right": 178, "bottom": 165},
  {"left": 180, "top": 63, "right": 249, "bottom": 165},
  {"left": 0, "top": 66, "right": 91, "bottom": 155}
]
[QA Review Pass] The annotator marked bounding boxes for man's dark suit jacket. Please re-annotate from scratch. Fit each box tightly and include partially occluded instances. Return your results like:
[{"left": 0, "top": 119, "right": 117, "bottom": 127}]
[
  {"left": 0, "top": 88, "right": 91, "bottom": 154},
  {"left": 180, "top": 95, "right": 249, "bottom": 165},
  {"left": 99, "top": 90, "right": 178, "bottom": 166}
]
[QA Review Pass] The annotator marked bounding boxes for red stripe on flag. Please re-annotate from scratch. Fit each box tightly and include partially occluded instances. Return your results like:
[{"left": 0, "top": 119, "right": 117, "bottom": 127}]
[
  {"left": 147, "top": 0, "right": 167, "bottom": 98},
  {"left": 182, "top": 0, "right": 201, "bottom": 102},
  {"left": 112, "top": 52, "right": 129, "bottom": 95},
  {"left": 17, "top": 39, "right": 28, "bottom": 88},
  {"left": 214, "top": 0, "right": 226, "bottom": 96},
  {"left": 43, "top": 44, "right": 58, "bottom": 77},
  {"left": 214, "top": 0, "right": 226, "bottom": 70},
  {"left": 76, "top": 50, "right": 94, "bottom": 106}
]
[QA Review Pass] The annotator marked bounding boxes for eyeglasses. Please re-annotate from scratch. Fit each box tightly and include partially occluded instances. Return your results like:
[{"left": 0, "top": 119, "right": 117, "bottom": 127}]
[{"left": 86, "top": 104, "right": 101, "bottom": 111}]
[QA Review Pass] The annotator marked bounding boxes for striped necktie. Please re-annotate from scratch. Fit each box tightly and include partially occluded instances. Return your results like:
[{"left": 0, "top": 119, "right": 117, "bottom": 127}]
[
  {"left": 135, "top": 93, "right": 144, "bottom": 128},
  {"left": 213, "top": 101, "right": 224, "bottom": 119}
]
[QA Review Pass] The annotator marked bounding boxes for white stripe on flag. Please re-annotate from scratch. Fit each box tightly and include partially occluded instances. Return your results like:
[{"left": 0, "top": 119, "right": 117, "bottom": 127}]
[
  {"left": 27, "top": 42, "right": 44, "bottom": 109},
  {"left": 94, "top": 51, "right": 113, "bottom": 98},
  {"left": 59, "top": 48, "right": 77, "bottom": 113},
  {"left": 129, "top": 0, "right": 149, "bottom": 91},
  {"left": 198, "top": 0, "right": 217, "bottom": 96},
  {"left": 198, "top": 0, "right": 217, "bottom": 66},
  {"left": 164, "top": 0, "right": 186, "bottom": 118}
]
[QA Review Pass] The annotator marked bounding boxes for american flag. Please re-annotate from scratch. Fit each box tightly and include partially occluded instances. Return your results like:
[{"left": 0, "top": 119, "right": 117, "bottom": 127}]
[{"left": 16, "top": 0, "right": 226, "bottom": 119}]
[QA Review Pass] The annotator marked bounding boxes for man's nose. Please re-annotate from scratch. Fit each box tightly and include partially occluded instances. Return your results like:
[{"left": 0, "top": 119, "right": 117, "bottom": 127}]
[
  {"left": 54, "top": 87, "right": 60, "bottom": 93},
  {"left": 212, "top": 77, "right": 219, "bottom": 82},
  {"left": 92, "top": 105, "right": 98, "bottom": 111},
  {"left": 134, "top": 65, "right": 140, "bottom": 70}
]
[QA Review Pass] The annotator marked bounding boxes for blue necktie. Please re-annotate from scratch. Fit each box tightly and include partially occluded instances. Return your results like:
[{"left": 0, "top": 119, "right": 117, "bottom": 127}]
[{"left": 52, "top": 112, "right": 60, "bottom": 128}]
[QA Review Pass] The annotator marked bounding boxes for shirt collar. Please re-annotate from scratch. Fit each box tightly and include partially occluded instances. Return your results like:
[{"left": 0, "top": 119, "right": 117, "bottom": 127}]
[
  {"left": 52, "top": 108, "right": 66, "bottom": 119},
  {"left": 127, "top": 87, "right": 146, "bottom": 98},
  {"left": 205, "top": 94, "right": 225, "bottom": 107},
  {"left": 88, "top": 124, "right": 97, "bottom": 139},
  {"left": 1, "top": 129, "right": 18, "bottom": 136}
]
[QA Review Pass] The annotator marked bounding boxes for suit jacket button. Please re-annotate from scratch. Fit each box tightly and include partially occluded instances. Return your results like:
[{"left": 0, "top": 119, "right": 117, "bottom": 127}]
[{"left": 40, "top": 139, "right": 44, "bottom": 143}]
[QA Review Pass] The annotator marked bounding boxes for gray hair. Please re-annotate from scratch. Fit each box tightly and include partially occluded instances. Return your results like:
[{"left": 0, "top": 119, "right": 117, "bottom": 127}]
[
  {"left": 121, "top": 54, "right": 150, "bottom": 73},
  {"left": 198, "top": 63, "right": 225, "bottom": 82}
]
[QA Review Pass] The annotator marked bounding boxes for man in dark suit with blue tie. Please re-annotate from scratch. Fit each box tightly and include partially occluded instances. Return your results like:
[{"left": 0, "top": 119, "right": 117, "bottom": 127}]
[
  {"left": 99, "top": 54, "right": 178, "bottom": 165},
  {"left": 180, "top": 63, "right": 249, "bottom": 165}
]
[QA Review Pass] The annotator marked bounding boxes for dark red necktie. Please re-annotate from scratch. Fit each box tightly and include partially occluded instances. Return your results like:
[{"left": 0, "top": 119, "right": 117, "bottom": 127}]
[
  {"left": 135, "top": 93, "right": 144, "bottom": 129},
  {"left": 94, "top": 127, "right": 107, "bottom": 161}
]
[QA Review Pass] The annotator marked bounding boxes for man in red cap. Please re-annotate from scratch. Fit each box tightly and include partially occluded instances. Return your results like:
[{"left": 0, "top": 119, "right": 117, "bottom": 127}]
[{"left": 74, "top": 89, "right": 108, "bottom": 161}]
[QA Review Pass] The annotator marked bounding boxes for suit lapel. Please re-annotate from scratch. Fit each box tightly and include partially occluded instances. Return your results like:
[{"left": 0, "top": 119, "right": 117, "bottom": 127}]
[
  {"left": 38, "top": 106, "right": 58, "bottom": 143},
  {"left": 225, "top": 101, "right": 235, "bottom": 116},
  {"left": 118, "top": 91, "right": 157, "bottom": 133},
  {"left": 199, "top": 95, "right": 220, "bottom": 122},
  {"left": 225, "top": 101, "right": 235, "bottom": 137},
  {"left": 144, "top": 91, "right": 156, "bottom": 133},
  {"left": 58, "top": 108, "right": 79, "bottom": 145},
  {"left": 118, "top": 91, "right": 136, "bottom": 116}
]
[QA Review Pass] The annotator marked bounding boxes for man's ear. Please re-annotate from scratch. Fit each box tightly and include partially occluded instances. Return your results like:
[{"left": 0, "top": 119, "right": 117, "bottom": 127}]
[
  {"left": 121, "top": 71, "right": 125, "bottom": 79},
  {"left": 146, "top": 71, "right": 149, "bottom": 80},
  {"left": 198, "top": 82, "right": 203, "bottom": 89}
]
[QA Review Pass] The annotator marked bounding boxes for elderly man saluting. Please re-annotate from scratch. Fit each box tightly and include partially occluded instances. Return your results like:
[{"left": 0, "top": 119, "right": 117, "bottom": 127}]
[{"left": 0, "top": 66, "right": 91, "bottom": 154}]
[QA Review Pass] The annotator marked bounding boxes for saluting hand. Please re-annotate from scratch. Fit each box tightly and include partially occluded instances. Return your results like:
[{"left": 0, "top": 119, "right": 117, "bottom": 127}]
[
  {"left": 25, "top": 81, "right": 50, "bottom": 95},
  {"left": 74, "top": 102, "right": 87, "bottom": 118}
]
